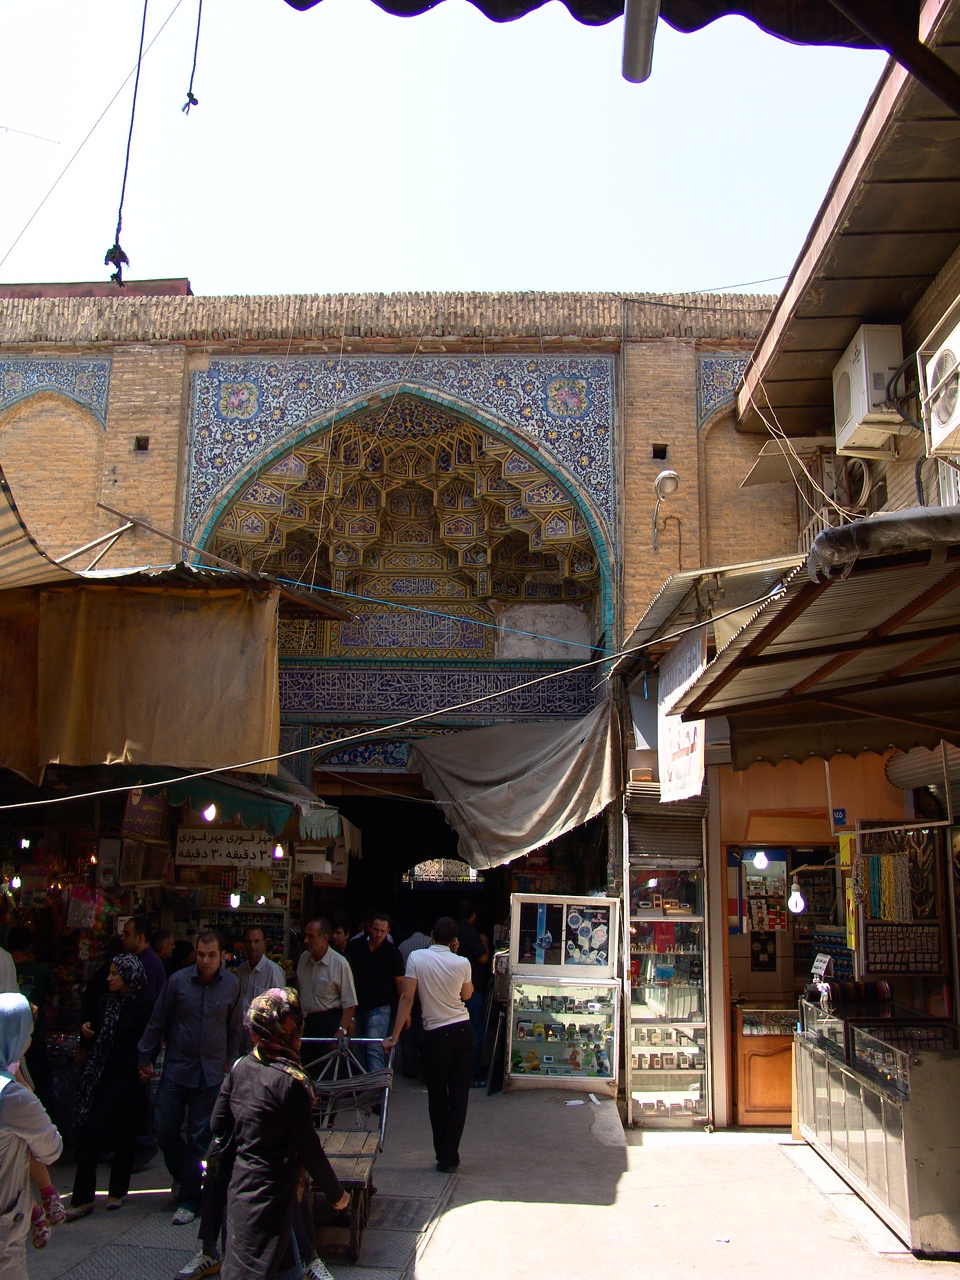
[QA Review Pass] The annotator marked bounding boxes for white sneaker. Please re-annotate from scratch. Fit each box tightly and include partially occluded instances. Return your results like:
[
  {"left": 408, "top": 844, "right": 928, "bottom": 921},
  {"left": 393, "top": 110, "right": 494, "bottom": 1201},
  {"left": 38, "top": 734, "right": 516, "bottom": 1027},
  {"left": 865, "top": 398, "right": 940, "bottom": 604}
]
[
  {"left": 175, "top": 1249, "right": 221, "bottom": 1279},
  {"left": 171, "top": 1206, "right": 196, "bottom": 1226},
  {"left": 304, "top": 1259, "right": 334, "bottom": 1280}
]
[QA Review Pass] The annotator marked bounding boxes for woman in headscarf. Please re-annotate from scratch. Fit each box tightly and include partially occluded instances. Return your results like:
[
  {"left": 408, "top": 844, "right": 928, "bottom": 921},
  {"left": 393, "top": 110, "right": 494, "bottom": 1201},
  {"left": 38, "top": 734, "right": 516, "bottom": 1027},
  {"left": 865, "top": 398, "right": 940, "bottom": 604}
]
[
  {"left": 0, "top": 993, "right": 62, "bottom": 1279},
  {"left": 65, "top": 952, "right": 151, "bottom": 1219},
  {"left": 212, "top": 988, "right": 348, "bottom": 1280}
]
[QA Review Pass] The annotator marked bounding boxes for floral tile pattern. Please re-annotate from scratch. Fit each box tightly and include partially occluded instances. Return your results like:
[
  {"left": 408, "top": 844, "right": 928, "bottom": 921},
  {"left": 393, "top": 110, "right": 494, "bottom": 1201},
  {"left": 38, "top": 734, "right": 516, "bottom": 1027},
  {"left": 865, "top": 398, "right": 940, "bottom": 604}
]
[
  {"left": 186, "top": 354, "right": 617, "bottom": 550},
  {"left": 696, "top": 353, "right": 750, "bottom": 429},
  {"left": 0, "top": 357, "right": 111, "bottom": 427}
]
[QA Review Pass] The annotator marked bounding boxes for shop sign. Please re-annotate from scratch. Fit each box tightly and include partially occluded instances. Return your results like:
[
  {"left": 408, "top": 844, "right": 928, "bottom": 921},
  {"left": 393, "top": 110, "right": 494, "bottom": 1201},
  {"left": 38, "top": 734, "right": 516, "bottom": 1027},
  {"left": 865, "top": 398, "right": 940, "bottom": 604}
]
[
  {"left": 175, "top": 827, "right": 275, "bottom": 867},
  {"left": 301, "top": 840, "right": 348, "bottom": 888},
  {"left": 657, "top": 627, "right": 706, "bottom": 803},
  {"left": 123, "top": 789, "right": 167, "bottom": 839}
]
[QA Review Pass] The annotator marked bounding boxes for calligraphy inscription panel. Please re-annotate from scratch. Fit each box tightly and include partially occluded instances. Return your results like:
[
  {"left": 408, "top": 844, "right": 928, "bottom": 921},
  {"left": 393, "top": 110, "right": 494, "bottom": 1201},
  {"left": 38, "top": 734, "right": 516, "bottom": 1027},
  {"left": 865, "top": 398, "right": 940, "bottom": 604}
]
[{"left": 175, "top": 828, "right": 275, "bottom": 867}]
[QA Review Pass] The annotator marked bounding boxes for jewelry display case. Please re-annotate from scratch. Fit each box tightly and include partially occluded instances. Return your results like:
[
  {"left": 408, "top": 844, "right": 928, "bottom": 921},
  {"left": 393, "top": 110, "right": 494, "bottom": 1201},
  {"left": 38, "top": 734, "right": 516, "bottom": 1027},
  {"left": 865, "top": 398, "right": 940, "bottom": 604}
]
[{"left": 796, "top": 1002, "right": 960, "bottom": 1254}]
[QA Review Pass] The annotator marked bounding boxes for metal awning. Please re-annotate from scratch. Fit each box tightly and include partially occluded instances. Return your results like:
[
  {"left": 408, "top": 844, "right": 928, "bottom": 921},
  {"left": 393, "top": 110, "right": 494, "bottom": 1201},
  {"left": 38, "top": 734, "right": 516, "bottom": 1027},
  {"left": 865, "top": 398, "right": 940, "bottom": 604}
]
[
  {"left": 613, "top": 555, "right": 802, "bottom": 677},
  {"left": 737, "top": 2, "right": 960, "bottom": 436},
  {"left": 0, "top": 471, "right": 74, "bottom": 589},
  {"left": 672, "top": 507, "right": 960, "bottom": 768},
  {"left": 739, "top": 438, "right": 832, "bottom": 487}
]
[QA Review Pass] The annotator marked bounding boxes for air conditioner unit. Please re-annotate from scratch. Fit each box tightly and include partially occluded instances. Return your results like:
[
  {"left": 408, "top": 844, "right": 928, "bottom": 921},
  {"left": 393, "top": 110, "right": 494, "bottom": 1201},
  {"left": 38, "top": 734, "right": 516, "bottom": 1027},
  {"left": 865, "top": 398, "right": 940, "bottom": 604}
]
[
  {"left": 832, "top": 324, "right": 902, "bottom": 455},
  {"left": 922, "top": 323, "right": 960, "bottom": 456}
]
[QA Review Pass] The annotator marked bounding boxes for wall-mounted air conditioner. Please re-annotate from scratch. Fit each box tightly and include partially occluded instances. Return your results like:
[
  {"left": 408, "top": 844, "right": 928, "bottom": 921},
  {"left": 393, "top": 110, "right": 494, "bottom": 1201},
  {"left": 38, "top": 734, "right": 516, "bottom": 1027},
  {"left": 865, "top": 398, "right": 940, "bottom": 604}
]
[
  {"left": 922, "top": 323, "right": 960, "bottom": 457},
  {"left": 832, "top": 323, "right": 902, "bottom": 455}
]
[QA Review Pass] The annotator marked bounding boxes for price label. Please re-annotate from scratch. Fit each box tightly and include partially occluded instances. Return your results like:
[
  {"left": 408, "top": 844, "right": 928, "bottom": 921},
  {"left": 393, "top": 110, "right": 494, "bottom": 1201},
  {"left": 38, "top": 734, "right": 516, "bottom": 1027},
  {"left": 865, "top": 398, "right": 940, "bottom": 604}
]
[{"left": 811, "top": 952, "right": 833, "bottom": 978}]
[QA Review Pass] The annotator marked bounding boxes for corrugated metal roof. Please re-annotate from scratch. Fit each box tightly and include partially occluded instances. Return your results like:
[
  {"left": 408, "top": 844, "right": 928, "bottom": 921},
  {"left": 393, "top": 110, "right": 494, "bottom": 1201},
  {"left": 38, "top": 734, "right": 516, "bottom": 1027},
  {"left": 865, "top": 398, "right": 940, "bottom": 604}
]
[
  {"left": 0, "top": 470, "right": 75, "bottom": 589},
  {"left": 672, "top": 508, "right": 960, "bottom": 765}
]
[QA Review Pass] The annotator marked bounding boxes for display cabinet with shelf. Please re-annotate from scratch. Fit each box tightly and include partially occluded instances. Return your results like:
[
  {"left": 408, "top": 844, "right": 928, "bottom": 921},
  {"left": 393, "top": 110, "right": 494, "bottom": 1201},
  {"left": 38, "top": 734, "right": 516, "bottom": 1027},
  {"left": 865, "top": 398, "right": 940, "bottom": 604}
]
[
  {"left": 626, "top": 864, "right": 711, "bottom": 1127},
  {"left": 506, "top": 979, "right": 619, "bottom": 1094}
]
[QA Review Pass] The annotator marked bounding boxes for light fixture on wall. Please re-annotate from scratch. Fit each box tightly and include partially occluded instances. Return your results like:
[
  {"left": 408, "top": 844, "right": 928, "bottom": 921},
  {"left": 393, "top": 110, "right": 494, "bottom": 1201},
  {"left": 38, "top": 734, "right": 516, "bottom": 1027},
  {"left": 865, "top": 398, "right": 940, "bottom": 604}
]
[{"left": 652, "top": 469, "right": 680, "bottom": 553}]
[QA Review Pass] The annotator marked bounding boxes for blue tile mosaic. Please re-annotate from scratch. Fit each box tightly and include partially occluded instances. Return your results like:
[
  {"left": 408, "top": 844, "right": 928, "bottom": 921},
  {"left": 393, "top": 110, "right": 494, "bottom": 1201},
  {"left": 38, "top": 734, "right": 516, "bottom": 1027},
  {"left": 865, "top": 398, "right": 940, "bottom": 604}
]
[
  {"left": 280, "top": 662, "right": 600, "bottom": 722},
  {"left": 696, "top": 353, "right": 750, "bottom": 428},
  {"left": 0, "top": 357, "right": 111, "bottom": 426},
  {"left": 186, "top": 355, "right": 616, "bottom": 550}
]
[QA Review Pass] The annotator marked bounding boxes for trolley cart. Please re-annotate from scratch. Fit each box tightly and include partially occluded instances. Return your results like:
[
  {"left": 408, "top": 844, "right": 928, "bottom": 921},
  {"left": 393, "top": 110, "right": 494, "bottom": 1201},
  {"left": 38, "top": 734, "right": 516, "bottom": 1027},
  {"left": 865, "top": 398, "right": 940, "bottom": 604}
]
[{"left": 301, "top": 1036, "right": 395, "bottom": 1262}]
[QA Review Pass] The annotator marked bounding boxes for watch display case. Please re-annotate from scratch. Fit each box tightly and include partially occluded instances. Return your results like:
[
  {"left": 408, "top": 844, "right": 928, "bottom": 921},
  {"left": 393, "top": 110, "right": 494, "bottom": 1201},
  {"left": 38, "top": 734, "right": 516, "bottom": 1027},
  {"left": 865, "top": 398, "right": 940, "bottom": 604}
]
[
  {"left": 506, "top": 979, "right": 619, "bottom": 1095},
  {"left": 627, "top": 865, "right": 710, "bottom": 1126}
]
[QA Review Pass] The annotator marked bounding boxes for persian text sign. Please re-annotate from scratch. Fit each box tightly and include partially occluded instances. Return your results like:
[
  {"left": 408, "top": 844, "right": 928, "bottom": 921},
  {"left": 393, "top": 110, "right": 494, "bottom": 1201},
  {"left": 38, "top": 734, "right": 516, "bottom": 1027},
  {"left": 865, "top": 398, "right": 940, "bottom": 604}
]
[
  {"left": 175, "top": 828, "right": 275, "bottom": 867},
  {"left": 657, "top": 627, "right": 706, "bottom": 803}
]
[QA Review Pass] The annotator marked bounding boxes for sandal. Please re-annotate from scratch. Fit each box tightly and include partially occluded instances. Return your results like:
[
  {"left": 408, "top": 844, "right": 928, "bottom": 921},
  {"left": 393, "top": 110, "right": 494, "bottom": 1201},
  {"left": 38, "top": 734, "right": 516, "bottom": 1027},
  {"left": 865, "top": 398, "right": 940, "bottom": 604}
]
[{"left": 40, "top": 1184, "right": 66, "bottom": 1226}]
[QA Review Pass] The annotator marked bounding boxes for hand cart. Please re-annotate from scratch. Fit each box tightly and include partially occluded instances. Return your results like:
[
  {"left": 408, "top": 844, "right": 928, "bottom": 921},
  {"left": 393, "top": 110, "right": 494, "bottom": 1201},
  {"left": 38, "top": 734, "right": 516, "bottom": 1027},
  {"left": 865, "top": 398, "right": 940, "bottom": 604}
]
[{"left": 301, "top": 1036, "right": 395, "bottom": 1262}]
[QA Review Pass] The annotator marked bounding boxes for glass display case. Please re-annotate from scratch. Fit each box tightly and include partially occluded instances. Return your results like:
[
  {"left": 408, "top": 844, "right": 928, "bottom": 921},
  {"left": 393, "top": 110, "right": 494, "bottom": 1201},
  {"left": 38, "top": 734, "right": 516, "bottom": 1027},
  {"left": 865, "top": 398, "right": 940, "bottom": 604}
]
[
  {"left": 796, "top": 1003, "right": 960, "bottom": 1254},
  {"left": 506, "top": 894, "right": 620, "bottom": 1095},
  {"left": 627, "top": 866, "right": 710, "bottom": 1126},
  {"left": 506, "top": 979, "right": 619, "bottom": 1094}
]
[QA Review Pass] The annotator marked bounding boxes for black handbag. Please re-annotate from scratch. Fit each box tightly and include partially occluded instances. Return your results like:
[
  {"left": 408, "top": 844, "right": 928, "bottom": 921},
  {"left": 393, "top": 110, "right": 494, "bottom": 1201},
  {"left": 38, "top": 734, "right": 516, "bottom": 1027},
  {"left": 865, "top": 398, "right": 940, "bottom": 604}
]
[{"left": 203, "top": 1125, "right": 236, "bottom": 1188}]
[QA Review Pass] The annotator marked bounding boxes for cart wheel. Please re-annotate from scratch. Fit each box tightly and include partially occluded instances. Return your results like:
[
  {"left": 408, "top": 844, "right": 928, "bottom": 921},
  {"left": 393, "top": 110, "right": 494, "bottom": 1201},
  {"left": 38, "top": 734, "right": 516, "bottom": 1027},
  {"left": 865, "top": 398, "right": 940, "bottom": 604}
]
[{"left": 348, "top": 1187, "right": 366, "bottom": 1261}]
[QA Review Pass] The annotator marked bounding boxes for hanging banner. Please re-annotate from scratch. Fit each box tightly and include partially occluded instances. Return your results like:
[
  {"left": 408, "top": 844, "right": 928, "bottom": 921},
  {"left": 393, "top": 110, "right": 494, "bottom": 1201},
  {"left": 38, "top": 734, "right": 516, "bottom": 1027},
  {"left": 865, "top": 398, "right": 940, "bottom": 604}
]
[{"left": 657, "top": 627, "right": 706, "bottom": 802}]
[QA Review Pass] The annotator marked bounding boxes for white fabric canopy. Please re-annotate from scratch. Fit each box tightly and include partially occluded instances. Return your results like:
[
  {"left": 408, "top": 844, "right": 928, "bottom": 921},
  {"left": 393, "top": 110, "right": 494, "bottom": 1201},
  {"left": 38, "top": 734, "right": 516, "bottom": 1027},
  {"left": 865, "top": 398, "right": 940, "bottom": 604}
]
[{"left": 407, "top": 700, "right": 621, "bottom": 870}]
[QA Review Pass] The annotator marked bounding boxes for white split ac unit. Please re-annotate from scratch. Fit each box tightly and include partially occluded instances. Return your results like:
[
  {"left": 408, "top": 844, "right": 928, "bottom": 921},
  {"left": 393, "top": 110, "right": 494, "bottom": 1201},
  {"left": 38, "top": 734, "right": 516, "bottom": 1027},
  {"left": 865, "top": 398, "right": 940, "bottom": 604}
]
[
  {"left": 922, "top": 323, "right": 960, "bottom": 456},
  {"left": 832, "top": 323, "right": 903, "bottom": 455}
]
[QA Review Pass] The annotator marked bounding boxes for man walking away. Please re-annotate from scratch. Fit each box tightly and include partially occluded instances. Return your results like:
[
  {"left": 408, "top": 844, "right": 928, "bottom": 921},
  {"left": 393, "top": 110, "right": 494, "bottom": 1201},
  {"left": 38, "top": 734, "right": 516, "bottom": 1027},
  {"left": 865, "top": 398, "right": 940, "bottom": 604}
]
[
  {"left": 383, "top": 917, "right": 473, "bottom": 1172},
  {"left": 138, "top": 931, "right": 241, "bottom": 1225},
  {"left": 345, "top": 912, "right": 403, "bottom": 1071},
  {"left": 295, "top": 919, "right": 357, "bottom": 1040}
]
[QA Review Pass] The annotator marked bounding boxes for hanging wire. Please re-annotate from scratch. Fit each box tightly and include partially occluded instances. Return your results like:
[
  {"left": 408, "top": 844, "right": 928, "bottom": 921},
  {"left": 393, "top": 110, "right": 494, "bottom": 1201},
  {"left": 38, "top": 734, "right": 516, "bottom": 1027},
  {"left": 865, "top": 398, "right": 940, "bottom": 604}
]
[
  {"left": 182, "top": 0, "right": 203, "bottom": 114},
  {"left": 104, "top": 0, "right": 151, "bottom": 287}
]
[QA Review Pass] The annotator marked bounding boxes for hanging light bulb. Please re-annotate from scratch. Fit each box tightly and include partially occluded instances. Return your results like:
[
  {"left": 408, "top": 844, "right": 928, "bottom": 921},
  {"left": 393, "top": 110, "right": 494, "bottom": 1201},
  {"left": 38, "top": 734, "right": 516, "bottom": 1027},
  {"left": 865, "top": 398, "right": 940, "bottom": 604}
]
[
  {"left": 11, "top": 876, "right": 21, "bottom": 890},
  {"left": 229, "top": 892, "right": 241, "bottom": 909},
  {"left": 272, "top": 844, "right": 284, "bottom": 860},
  {"left": 787, "top": 879, "right": 806, "bottom": 913},
  {"left": 752, "top": 850, "right": 769, "bottom": 869},
  {"left": 202, "top": 803, "right": 217, "bottom": 822},
  {"left": 256, "top": 894, "right": 267, "bottom": 906},
  {"left": 19, "top": 838, "right": 30, "bottom": 850}
]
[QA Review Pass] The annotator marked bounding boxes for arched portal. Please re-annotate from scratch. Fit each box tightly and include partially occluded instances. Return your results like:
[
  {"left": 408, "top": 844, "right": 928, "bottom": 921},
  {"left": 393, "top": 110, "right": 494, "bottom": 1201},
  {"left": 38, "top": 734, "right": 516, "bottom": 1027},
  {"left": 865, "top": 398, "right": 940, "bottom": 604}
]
[{"left": 203, "top": 392, "right": 611, "bottom": 658}]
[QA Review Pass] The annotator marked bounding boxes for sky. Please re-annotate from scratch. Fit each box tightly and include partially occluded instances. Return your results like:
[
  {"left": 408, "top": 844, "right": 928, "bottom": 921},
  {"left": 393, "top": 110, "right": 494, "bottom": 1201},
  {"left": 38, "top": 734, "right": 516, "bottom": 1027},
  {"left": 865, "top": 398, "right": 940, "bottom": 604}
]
[{"left": 1, "top": 0, "right": 888, "bottom": 297}]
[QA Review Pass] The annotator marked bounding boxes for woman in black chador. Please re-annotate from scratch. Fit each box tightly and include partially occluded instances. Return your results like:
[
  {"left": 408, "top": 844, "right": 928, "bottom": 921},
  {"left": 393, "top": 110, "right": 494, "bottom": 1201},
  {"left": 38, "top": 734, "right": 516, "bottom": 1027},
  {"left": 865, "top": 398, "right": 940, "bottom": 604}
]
[{"left": 212, "top": 987, "right": 349, "bottom": 1280}]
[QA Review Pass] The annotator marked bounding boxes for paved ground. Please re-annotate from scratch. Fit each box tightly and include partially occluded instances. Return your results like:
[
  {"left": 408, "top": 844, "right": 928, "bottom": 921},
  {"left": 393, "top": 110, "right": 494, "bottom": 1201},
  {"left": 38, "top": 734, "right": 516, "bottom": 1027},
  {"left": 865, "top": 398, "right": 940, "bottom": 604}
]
[{"left": 27, "top": 1076, "right": 959, "bottom": 1280}]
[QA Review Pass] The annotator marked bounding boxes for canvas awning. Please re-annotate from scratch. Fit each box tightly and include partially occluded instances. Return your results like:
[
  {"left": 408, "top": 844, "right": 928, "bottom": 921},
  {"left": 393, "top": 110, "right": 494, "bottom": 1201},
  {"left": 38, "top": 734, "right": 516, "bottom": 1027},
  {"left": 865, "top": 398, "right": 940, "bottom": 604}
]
[
  {"left": 671, "top": 507, "right": 960, "bottom": 769},
  {"left": 406, "top": 699, "right": 621, "bottom": 870}
]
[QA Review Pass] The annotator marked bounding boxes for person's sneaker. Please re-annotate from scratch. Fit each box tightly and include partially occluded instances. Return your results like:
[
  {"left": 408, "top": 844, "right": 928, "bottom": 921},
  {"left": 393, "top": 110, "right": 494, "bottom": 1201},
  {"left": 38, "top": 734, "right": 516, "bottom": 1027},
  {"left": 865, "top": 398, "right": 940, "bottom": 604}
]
[
  {"left": 30, "top": 1204, "right": 50, "bottom": 1249},
  {"left": 303, "top": 1258, "right": 334, "bottom": 1280},
  {"left": 174, "top": 1248, "right": 222, "bottom": 1279},
  {"left": 64, "top": 1202, "right": 94, "bottom": 1222},
  {"left": 40, "top": 1184, "right": 66, "bottom": 1226},
  {"left": 106, "top": 1196, "right": 124, "bottom": 1210},
  {"left": 171, "top": 1206, "right": 196, "bottom": 1226}
]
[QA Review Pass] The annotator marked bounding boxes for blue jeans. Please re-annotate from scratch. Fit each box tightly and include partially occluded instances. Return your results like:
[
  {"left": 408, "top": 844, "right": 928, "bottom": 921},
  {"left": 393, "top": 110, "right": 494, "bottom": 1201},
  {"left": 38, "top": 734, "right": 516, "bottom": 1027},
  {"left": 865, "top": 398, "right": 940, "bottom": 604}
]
[
  {"left": 275, "top": 1232, "right": 302, "bottom": 1280},
  {"left": 154, "top": 1076, "right": 222, "bottom": 1211},
  {"left": 356, "top": 1005, "right": 391, "bottom": 1071}
]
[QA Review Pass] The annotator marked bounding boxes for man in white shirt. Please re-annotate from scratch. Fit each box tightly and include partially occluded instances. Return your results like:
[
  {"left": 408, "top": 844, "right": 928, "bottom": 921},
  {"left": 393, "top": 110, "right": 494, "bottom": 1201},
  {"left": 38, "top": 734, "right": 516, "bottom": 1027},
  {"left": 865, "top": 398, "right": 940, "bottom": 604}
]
[
  {"left": 296, "top": 918, "right": 358, "bottom": 1039},
  {"left": 383, "top": 917, "right": 474, "bottom": 1172},
  {"left": 237, "top": 926, "right": 285, "bottom": 1045}
]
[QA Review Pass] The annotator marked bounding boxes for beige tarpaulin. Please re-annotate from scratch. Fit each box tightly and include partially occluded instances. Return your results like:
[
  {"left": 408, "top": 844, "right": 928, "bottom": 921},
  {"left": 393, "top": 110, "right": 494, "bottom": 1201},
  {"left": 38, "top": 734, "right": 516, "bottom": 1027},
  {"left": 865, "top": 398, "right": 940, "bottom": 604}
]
[
  {"left": 16, "top": 584, "right": 281, "bottom": 780},
  {"left": 406, "top": 699, "right": 621, "bottom": 871}
]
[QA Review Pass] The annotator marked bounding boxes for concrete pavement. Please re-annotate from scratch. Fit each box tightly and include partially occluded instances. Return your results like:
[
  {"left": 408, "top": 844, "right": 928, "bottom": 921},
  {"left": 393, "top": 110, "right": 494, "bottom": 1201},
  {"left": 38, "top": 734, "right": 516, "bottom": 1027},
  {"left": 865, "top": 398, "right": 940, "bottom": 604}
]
[{"left": 27, "top": 1075, "right": 957, "bottom": 1280}]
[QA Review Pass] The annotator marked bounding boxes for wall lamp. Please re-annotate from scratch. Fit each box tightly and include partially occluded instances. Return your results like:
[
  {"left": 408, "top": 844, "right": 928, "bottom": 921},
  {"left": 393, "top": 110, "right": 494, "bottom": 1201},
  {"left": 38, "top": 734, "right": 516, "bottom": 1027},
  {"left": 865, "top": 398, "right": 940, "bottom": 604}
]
[{"left": 652, "top": 469, "right": 680, "bottom": 552}]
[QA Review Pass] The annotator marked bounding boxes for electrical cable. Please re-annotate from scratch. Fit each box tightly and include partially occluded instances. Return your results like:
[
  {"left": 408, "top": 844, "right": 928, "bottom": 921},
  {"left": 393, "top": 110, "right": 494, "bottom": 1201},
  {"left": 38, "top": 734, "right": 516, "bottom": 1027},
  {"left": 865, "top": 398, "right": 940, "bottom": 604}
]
[
  {"left": 0, "top": 579, "right": 788, "bottom": 813},
  {"left": 181, "top": 0, "right": 203, "bottom": 114},
  {"left": 103, "top": 0, "right": 151, "bottom": 287},
  {"left": 0, "top": 0, "right": 186, "bottom": 274}
]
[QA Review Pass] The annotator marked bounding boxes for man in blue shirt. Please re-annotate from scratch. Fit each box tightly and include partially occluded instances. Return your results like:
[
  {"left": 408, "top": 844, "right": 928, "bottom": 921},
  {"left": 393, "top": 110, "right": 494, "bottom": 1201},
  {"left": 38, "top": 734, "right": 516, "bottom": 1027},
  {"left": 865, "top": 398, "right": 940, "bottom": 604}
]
[
  {"left": 138, "top": 931, "right": 241, "bottom": 1225},
  {"left": 122, "top": 915, "right": 167, "bottom": 1004}
]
